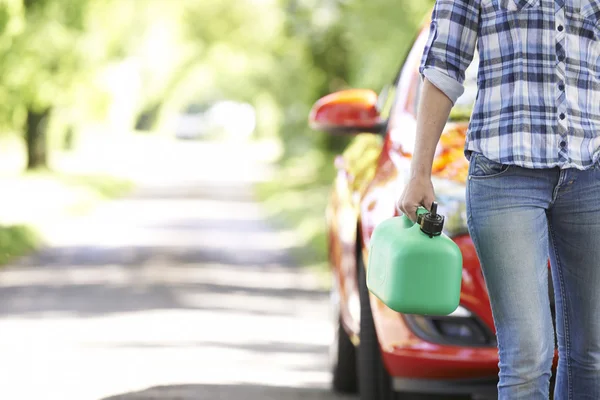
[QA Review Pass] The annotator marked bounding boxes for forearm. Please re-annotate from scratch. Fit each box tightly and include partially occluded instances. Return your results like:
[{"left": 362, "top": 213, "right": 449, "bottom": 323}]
[
  {"left": 410, "top": 0, "right": 480, "bottom": 179},
  {"left": 410, "top": 78, "right": 453, "bottom": 179}
]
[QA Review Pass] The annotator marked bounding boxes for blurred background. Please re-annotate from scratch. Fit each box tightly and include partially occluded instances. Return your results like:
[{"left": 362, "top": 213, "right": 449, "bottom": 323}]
[{"left": 0, "top": 1, "right": 434, "bottom": 399}]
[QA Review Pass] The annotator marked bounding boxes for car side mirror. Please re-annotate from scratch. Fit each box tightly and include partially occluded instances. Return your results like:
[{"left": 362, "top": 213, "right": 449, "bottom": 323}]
[{"left": 308, "top": 89, "right": 384, "bottom": 135}]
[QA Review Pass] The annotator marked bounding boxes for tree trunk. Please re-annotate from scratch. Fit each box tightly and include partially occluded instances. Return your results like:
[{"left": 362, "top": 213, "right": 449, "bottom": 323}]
[{"left": 25, "top": 107, "right": 51, "bottom": 170}]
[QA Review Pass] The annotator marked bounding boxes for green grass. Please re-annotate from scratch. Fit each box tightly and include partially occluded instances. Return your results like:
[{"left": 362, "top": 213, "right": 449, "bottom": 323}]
[
  {"left": 0, "top": 225, "right": 41, "bottom": 265},
  {"left": 255, "top": 149, "right": 336, "bottom": 286}
]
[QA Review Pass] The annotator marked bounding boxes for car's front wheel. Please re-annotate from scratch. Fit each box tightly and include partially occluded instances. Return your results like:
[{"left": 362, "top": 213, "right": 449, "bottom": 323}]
[
  {"left": 357, "top": 254, "right": 397, "bottom": 400},
  {"left": 330, "top": 276, "right": 358, "bottom": 393}
]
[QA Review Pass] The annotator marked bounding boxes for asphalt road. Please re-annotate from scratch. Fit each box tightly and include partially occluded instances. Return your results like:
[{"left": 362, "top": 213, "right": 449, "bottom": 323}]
[{"left": 0, "top": 139, "right": 353, "bottom": 400}]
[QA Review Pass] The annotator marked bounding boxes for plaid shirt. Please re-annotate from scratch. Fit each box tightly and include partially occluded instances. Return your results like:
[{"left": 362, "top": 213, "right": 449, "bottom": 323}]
[{"left": 420, "top": 0, "right": 600, "bottom": 170}]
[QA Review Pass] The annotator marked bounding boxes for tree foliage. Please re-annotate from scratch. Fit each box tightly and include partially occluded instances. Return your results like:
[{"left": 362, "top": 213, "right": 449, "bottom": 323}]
[
  {"left": 0, "top": 0, "right": 435, "bottom": 169},
  {"left": 0, "top": 0, "right": 91, "bottom": 167}
]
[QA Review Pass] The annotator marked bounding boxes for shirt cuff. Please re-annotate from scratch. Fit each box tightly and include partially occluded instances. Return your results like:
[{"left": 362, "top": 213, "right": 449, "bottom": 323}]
[{"left": 422, "top": 67, "right": 465, "bottom": 105}]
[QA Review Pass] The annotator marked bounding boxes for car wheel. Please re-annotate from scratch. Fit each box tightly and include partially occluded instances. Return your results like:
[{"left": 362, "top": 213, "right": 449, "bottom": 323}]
[
  {"left": 331, "top": 316, "right": 358, "bottom": 393},
  {"left": 357, "top": 254, "right": 397, "bottom": 400},
  {"left": 330, "top": 277, "right": 358, "bottom": 393}
]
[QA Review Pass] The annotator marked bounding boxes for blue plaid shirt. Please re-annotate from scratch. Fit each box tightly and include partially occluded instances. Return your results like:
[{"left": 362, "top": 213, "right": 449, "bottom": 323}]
[{"left": 420, "top": 0, "right": 600, "bottom": 170}]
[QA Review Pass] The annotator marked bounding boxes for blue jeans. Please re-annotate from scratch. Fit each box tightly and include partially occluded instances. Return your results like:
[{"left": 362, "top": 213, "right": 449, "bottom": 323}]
[{"left": 466, "top": 152, "right": 600, "bottom": 399}]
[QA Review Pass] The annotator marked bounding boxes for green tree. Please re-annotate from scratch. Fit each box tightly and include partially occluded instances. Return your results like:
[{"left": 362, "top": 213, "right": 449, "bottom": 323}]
[
  {"left": 342, "top": 0, "right": 435, "bottom": 89},
  {"left": 0, "top": 0, "right": 93, "bottom": 169}
]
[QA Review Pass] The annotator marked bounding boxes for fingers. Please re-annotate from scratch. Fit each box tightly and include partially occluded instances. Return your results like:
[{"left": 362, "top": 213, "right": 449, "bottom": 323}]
[
  {"left": 397, "top": 180, "right": 435, "bottom": 223},
  {"left": 423, "top": 195, "right": 435, "bottom": 212},
  {"left": 398, "top": 198, "right": 419, "bottom": 223}
]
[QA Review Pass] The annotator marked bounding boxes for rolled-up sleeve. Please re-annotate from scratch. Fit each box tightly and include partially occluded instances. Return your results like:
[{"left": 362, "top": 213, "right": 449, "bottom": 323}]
[{"left": 419, "top": 0, "right": 480, "bottom": 104}]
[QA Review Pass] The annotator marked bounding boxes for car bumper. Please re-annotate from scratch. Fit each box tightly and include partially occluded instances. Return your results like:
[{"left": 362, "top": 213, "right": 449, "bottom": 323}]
[
  {"left": 382, "top": 345, "right": 499, "bottom": 379},
  {"left": 375, "top": 304, "right": 499, "bottom": 382},
  {"left": 385, "top": 346, "right": 498, "bottom": 397},
  {"left": 393, "top": 376, "right": 497, "bottom": 397}
]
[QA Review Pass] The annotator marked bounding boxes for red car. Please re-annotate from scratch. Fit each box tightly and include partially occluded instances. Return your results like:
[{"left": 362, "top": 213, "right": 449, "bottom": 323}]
[{"left": 309, "top": 20, "right": 556, "bottom": 400}]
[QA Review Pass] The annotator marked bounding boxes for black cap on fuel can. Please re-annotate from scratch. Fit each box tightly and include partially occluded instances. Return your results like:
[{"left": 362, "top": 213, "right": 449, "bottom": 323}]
[{"left": 419, "top": 201, "right": 444, "bottom": 238}]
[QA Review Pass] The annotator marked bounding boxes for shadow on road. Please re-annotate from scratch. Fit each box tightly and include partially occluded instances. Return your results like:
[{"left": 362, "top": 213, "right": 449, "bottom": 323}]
[
  {"left": 101, "top": 383, "right": 356, "bottom": 400},
  {"left": 131, "top": 183, "right": 258, "bottom": 202},
  {"left": 15, "top": 241, "right": 294, "bottom": 268},
  {"left": 0, "top": 254, "right": 328, "bottom": 317},
  {"left": 0, "top": 180, "right": 327, "bottom": 317}
]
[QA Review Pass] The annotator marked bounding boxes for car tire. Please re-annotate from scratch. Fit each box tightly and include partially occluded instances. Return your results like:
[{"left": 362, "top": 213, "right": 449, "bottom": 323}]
[
  {"left": 331, "top": 315, "right": 358, "bottom": 393},
  {"left": 357, "top": 254, "right": 397, "bottom": 400},
  {"left": 330, "top": 275, "right": 358, "bottom": 393}
]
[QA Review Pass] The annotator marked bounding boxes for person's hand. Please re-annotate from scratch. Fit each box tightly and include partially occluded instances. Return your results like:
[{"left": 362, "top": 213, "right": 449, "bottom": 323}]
[{"left": 397, "top": 176, "right": 435, "bottom": 222}]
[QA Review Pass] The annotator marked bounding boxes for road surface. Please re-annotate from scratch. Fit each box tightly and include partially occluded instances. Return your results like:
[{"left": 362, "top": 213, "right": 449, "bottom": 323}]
[{"left": 0, "top": 138, "right": 353, "bottom": 400}]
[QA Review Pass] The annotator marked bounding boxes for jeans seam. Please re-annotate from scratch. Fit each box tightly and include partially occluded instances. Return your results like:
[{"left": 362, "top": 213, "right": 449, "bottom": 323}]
[
  {"left": 551, "top": 170, "right": 568, "bottom": 205},
  {"left": 467, "top": 156, "right": 475, "bottom": 223},
  {"left": 549, "top": 219, "right": 572, "bottom": 400},
  {"left": 466, "top": 177, "right": 504, "bottom": 392}
]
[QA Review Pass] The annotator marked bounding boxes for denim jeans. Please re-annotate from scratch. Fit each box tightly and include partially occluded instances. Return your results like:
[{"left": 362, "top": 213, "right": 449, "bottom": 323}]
[{"left": 466, "top": 152, "right": 600, "bottom": 399}]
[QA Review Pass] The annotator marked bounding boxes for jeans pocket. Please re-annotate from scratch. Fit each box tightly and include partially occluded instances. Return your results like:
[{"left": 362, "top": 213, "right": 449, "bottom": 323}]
[{"left": 469, "top": 152, "right": 512, "bottom": 179}]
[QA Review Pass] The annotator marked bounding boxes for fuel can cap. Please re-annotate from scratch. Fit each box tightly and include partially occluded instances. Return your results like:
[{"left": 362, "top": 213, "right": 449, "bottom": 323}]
[{"left": 420, "top": 201, "right": 445, "bottom": 238}]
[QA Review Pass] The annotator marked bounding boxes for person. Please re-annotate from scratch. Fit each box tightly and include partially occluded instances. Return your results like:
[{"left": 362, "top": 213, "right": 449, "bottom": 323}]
[{"left": 398, "top": 1, "right": 600, "bottom": 399}]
